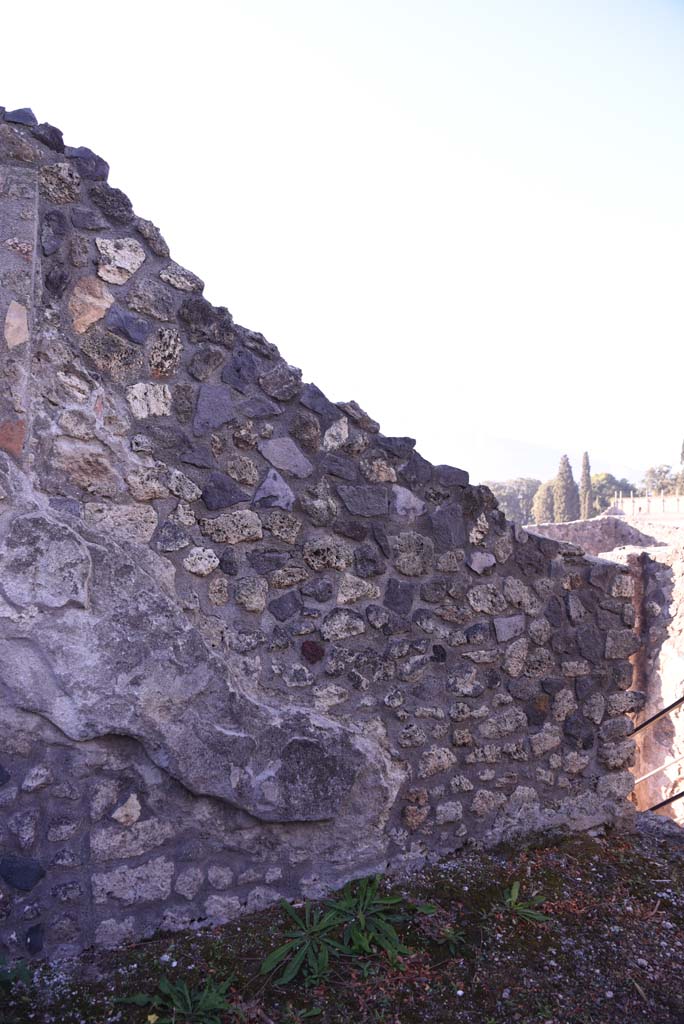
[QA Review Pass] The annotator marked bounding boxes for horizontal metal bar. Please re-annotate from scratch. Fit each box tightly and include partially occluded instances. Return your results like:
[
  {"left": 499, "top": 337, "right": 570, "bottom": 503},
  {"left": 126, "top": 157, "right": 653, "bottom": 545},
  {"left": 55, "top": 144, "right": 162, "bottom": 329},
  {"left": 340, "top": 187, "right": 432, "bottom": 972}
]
[
  {"left": 632, "top": 693, "right": 684, "bottom": 736},
  {"left": 634, "top": 751, "right": 684, "bottom": 786},
  {"left": 647, "top": 789, "right": 684, "bottom": 813}
]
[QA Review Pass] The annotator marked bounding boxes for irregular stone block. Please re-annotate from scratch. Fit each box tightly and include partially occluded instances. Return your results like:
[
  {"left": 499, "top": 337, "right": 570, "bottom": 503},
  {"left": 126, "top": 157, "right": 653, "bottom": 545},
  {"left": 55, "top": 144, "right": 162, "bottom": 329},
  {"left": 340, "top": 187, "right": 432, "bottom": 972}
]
[
  {"left": 91, "top": 857, "right": 174, "bottom": 905},
  {"left": 202, "top": 472, "right": 250, "bottom": 510},
  {"left": 4, "top": 299, "right": 29, "bottom": 348},
  {"left": 337, "top": 484, "right": 389, "bottom": 517},
  {"left": 0, "top": 855, "right": 45, "bottom": 892},
  {"left": 200, "top": 510, "right": 262, "bottom": 544},
  {"left": 258, "top": 437, "right": 313, "bottom": 479},
  {"left": 69, "top": 276, "right": 114, "bottom": 333},
  {"left": 96, "top": 237, "right": 146, "bottom": 284}
]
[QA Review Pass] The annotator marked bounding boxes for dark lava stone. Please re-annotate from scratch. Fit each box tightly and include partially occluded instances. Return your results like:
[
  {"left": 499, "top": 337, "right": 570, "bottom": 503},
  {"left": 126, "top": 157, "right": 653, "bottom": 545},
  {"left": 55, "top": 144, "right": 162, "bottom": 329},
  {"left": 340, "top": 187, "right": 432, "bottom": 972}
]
[
  {"left": 354, "top": 542, "right": 385, "bottom": 578},
  {"left": 508, "top": 677, "right": 541, "bottom": 701},
  {"left": 0, "top": 855, "right": 45, "bottom": 892},
  {"left": 372, "top": 522, "right": 391, "bottom": 558},
  {"left": 44, "top": 262, "right": 70, "bottom": 298},
  {"left": 156, "top": 521, "right": 189, "bottom": 553},
  {"left": 564, "top": 712, "right": 595, "bottom": 750},
  {"left": 238, "top": 395, "right": 281, "bottom": 418},
  {"left": 376, "top": 435, "right": 416, "bottom": 458},
  {"left": 25, "top": 923, "right": 44, "bottom": 954},
  {"left": 219, "top": 549, "right": 239, "bottom": 576},
  {"left": 322, "top": 454, "right": 357, "bottom": 482},
  {"left": 541, "top": 677, "right": 566, "bottom": 696},
  {"left": 65, "top": 146, "right": 109, "bottom": 180},
  {"left": 435, "top": 464, "right": 469, "bottom": 487},
  {"left": 5, "top": 107, "right": 37, "bottom": 125},
  {"left": 41, "top": 209, "right": 68, "bottom": 256},
  {"left": 188, "top": 346, "right": 225, "bottom": 382},
  {"left": 89, "top": 184, "right": 133, "bottom": 224},
  {"left": 106, "top": 306, "right": 150, "bottom": 345},
  {"left": 337, "top": 484, "right": 389, "bottom": 518},
  {"left": 179, "top": 294, "right": 215, "bottom": 331},
  {"left": 299, "top": 383, "right": 340, "bottom": 427},
  {"left": 399, "top": 450, "right": 432, "bottom": 488},
  {"left": 31, "top": 122, "right": 64, "bottom": 151},
  {"left": 333, "top": 517, "right": 368, "bottom": 541},
  {"left": 248, "top": 550, "right": 290, "bottom": 573},
  {"left": 221, "top": 348, "right": 259, "bottom": 393},
  {"left": 174, "top": 384, "right": 195, "bottom": 425},
  {"left": 577, "top": 623, "right": 603, "bottom": 664},
  {"left": 180, "top": 444, "right": 215, "bottom": 469},
  {"left": 575, "top": 676, "right": 596, "bottom": 700},
  {"left": 366, "top": 604, "right": 408, "bottom": 635},
  {"left": 525, "top": 695, "right": 551, "bottom": 727},
  {"left": 71, "top": 206, "right": 108, "bottom": 230},
  {"left": 384, "top": 578, "right": 415, "bottom": 617},
  {"left": 427, "top": 503, "right": 465, "bottom": 550},
  {"left": 545, "top": 596, "right": 566, "bottom": 627},
  {"left": 270, "top": 627, "right": 292, "bottom": 650},
  {"left": 301, "top": 640, "right": 325, "bottom": 664},
  {"left": 201, "top": 472, "right": 249, "bottom": 511},
  {"left": 420, "top": 579, "right": 447, "bottom": 603},
  {"left": 465, "top": 621, "right": 491, "bottom": 645},
  {"left": 301, "top": 578, "right": 334, "bottom": 603},
  {"left": 268, "top": 591, "right": 303, "bottom": 622}
]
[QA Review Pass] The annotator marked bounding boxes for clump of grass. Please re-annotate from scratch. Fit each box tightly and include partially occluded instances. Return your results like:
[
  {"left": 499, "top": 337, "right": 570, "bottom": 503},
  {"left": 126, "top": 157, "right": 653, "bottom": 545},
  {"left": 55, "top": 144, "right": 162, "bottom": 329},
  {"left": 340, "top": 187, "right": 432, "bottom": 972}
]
[
  {"left": 116, "top": 973, "right": 240, "bottom": 1023},
  {"left": 502, "top": 880, "right": 550, "bottom": 924}
]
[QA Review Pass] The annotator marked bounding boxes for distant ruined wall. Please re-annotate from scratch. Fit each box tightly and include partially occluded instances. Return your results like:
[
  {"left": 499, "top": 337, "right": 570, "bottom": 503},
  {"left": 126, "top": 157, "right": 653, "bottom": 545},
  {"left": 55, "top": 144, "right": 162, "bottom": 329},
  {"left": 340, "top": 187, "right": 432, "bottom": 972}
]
[
  {"left": 0, "top": 107, "right": 640, "bottom": 961},
  {"left": 530, "top": 517, "right": 684, "bottom": 825},
  {"left": 529, "top": 516, "right": 659, "bottom": 558}
]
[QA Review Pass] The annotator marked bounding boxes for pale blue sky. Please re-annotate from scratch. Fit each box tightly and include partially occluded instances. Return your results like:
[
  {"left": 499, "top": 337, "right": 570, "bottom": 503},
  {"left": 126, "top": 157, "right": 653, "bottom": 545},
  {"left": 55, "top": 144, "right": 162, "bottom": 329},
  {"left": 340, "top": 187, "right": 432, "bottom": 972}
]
[{"left": 3, "top": 0, "right": 683, "bottom": 486}]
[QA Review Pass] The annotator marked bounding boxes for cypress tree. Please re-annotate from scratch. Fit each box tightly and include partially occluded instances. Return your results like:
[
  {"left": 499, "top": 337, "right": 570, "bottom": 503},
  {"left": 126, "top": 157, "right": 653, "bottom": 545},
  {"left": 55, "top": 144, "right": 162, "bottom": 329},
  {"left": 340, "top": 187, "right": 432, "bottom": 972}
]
[
  {"left": 531, "top": 479, "right": 555, "bottom": 524},
  {"left": 579, "top": 451, "right": 593, "bottom": 519},
  {"left": 553, "top": 454, "right": 580, "bottom": 522}
]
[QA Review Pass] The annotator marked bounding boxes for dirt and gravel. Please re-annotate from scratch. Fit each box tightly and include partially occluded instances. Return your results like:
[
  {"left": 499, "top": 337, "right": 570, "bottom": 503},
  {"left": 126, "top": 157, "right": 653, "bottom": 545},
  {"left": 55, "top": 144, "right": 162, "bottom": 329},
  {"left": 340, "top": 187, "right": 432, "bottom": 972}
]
[{"left": 3, "top": 812, "right": 684, "bottom": 1024}]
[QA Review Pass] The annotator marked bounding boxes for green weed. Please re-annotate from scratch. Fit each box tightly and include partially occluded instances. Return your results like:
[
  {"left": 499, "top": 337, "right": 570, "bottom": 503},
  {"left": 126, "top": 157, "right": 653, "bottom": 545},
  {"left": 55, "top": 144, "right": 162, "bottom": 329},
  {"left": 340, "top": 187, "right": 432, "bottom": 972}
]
[
  {"left": 325, "top": 875, "right": 410, "bottom": 964},
  {"left": 116, "top": 974, "right": 240, "bottom": 1023},
  {"left": 503, "top": 880, "right": 550, "bottom": 924},
  {"left": 260, "top": 901, "right": 343, "bottom": 987}
]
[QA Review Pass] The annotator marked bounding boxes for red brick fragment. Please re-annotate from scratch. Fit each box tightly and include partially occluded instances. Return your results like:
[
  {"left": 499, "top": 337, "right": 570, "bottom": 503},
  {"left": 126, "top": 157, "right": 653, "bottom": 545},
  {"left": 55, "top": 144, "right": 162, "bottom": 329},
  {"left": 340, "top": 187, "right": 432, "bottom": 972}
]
[{"left": 0, "top": 418, "right": 26, "bottom": 458}]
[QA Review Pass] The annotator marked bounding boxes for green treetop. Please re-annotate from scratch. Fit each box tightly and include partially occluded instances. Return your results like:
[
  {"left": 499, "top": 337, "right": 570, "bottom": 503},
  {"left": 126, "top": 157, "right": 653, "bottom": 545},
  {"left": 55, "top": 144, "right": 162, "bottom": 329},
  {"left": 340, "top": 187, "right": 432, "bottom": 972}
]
[
  {"left": 579, "top": 451, "right": 593, "bottom": 519},
  {"left": 553, "top": 454, "right": 580, "bottom": 523}
]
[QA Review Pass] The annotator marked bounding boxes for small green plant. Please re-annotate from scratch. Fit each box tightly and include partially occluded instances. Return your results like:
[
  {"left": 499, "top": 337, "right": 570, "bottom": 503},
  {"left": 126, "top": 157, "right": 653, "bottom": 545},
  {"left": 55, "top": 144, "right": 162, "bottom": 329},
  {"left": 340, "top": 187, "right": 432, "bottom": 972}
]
[
  {"left": 437, "top": 924, "right": 466, "bottom": 956},
  {"left": 412, "top": 903, "right": 465, "bottom": 956},
  {"left": 0, "top": 957, "right": 30, "bottom": 997},
  {"left": 260, "top": 901, "right": 343, "bottom": 987},
  {"left": 503, "top": 880, "right": 550, "bottom": 923},
  {"left": 261, "top": 877, "right": 418, "bottom": 988},
  {"left": 281, "top": 1008, "right": 322, "bottom": 1023},
  {"left": 325, "top": 875, "right": 410, "bottom": 964},
  {"left": 116, "top": 974, "right": 239, "bottom": 1023}
]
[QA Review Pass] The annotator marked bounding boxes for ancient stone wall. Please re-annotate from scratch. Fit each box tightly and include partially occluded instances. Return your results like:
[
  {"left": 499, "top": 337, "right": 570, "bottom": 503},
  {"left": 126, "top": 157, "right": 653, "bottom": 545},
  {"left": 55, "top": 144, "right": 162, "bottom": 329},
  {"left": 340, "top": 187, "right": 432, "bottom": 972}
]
[
  {"left": 0, "top": 107, "right": 640, "bottom": 961},
  {"left": 530, "top": 516, "right": 684, "bottom": 824}
]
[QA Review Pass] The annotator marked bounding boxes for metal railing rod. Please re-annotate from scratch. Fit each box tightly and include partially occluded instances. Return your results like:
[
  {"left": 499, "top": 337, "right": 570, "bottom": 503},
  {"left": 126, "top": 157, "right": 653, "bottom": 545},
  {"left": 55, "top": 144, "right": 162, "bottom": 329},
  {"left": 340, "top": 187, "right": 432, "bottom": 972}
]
[
  {"left": 634, "top": 751, "right": 684, "bottom": 786},
  {"left": 647, "top": 789, "right": 684, "bottom": 813},
  {"left": 632, "top": 693, "right": 684, "bottom": 736}
]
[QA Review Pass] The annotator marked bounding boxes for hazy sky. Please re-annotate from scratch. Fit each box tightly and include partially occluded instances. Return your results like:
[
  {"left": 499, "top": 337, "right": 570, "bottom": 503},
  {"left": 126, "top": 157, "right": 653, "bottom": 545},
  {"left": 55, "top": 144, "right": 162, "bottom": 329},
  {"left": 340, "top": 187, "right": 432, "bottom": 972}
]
[{"left": 3, "top": 0, "right": 683, "bottom": 486}]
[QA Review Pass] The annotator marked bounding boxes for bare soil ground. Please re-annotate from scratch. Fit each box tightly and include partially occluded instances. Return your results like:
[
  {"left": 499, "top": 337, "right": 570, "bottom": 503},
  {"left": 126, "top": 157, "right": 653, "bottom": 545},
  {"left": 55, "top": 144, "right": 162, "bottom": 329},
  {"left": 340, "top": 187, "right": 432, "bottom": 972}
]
[{"left": 3, "top": 812, "right": 684, "bottom": 1024}]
